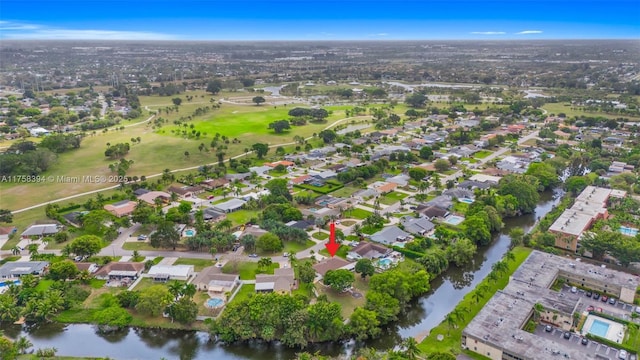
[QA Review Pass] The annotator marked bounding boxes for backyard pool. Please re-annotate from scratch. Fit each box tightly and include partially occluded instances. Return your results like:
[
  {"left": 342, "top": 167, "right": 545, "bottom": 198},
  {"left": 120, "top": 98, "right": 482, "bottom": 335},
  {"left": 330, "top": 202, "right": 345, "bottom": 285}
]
[
  {"left": 583, "top": 315, "right": 625, "bottom": 343},
  {"left": 206, "top": 297, "right": 224, "bottom": 308},
  {"left": 184, "top": 229, "right": 196, "bottom": 237},
  {"left": 619, "top": 226, "right": 639, "bottom": 237},
  {"left": 459, "top": 198, "right": 474, "bottom": 204},
  {"left": 0, "top": 280, "right": 21, "bottom": 288},
  {"left": 378, "top": 258, "right": 393, "bottom": 268},
  {"left": 444, "top": 215, "right": 465, "bottom": 226}
]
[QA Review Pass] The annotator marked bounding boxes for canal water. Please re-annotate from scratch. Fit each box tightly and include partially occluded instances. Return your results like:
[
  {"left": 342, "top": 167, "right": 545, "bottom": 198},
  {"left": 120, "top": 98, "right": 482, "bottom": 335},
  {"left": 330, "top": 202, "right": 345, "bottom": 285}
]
[{"left": 1, "top": 190, "right": 563, "bottom": 360}]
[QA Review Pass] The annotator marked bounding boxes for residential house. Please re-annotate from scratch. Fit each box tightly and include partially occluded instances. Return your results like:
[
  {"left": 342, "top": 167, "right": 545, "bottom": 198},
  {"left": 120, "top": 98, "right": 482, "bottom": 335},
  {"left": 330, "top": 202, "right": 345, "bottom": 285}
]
[
  {"left": 0, "top": 226, "right": 17, "bottom": 242},
  {"left": 313, "top": 257, "right": 352, "bottom": 277},
  {"left": 21, "top": 224, "right": 61, "bottom": 238},
  {"left": 416, "top": 205, "right": 449, "bottom": 220},
  {"left": 193, "top": 267, "right": 239, "bottom": 294},
  {"left": 200, "top": 178, "right": 229, "bottom": 190},
  {"left": 285, "top": 220, "right": 314, "bottom": 230},
  {"left": 290, "top": 174, "right": 311, "bottom": 185},
  {"left": 201, "top": 208, "right": 226, "bottom": 222},
  {"left": 425, "top": 195, "right": 453, "bottom": 210},
  {"left": 347, "top": 242, "right": 391, "bottom": 260},
  {"left": 352, "top": 188, "right": 378, "bottom": 201},
  {"left": 240, "top": 225, "right": 269, "bottom": 239},
  {"left": 147, "top": 265, "right": 195, "bottom": 281},
  {"left": 249, "top": 165, "right": 272, "bottom": 176},
  {"left": 372, "top": 181, "right": 397, "bottom": 194},
  {"left": 137, "top": 191, "right": 171, "bottom": 205},
  {"left": 266, "top": 160, "right": 295, "bottom": 168},
  {"left": 443, "top": 188, "right": 474, "bottom": 200},
  {"left": 104, "top": 200, "right": 137, "bottom": 217},
  {"left": 168, "top": 185, "right": 205, "bottom": 198},
  {"left": 370, "top": 226, "right": 410, "bottom": 245},
  {"left": 213, "top": 198, "right": 246, "bottom": 213},
  {"left": 457, "top": 180, "right": 491, "bottom": 191},
  {"left": 387, "top": 174, "right": 410, "bottom": 187},
  {"left": 74, "top": 262, "right": 99, "bottom": 274},
  {"left": 469, "top": 174, "right": 501, "bottom": 185},
  {"left": 62, "top": 211, "right": 84, "bottom": 227},
  {"left": 93, "top": 262, "right": 145, "bottom": 281},
  {"left": 133, "top": 188, "right": 150, "bottom": 196},
  {"left": 400, "top": 216, "right": 435, "bottom": 236},
  {"left": 255, "top": 268, "right": 295, "bottom": 294},
  {"left": 0, "top": 261, "right": 49, "bottom": 279}
]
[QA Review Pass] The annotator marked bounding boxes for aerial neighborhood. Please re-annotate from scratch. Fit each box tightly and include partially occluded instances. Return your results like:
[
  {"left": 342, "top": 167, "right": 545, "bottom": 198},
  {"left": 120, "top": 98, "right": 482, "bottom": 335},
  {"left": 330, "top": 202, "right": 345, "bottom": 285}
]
[{"left": 0, "top": 40, "right": 639, "bottom": 360}]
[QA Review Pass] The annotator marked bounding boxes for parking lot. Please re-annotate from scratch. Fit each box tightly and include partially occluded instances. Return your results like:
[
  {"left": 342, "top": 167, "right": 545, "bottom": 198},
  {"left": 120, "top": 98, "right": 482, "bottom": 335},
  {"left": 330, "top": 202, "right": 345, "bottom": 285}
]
[
  {"left": 561, "top": 285, "right": 640, "bottom": 324},
  {"left": 535, "top": 324, "right": 631, "bottom": 360}
]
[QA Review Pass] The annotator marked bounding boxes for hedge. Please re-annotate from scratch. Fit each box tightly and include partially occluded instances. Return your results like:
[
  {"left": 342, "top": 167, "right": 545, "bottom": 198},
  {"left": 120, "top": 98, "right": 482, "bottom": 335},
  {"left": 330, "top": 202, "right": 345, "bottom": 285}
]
[
  {"left": 392, "top": 245, "right": 425, "bottom": 259},
  {"left": 585, "top": 333, "right": 637, "bottom": 354}
]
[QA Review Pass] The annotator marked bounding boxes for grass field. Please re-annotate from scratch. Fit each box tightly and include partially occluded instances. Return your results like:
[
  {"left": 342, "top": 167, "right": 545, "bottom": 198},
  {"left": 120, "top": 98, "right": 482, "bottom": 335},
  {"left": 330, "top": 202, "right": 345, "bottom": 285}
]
[
  {"left": 222, "top": 261, "right": 279, "bottom": 280},
  {"left": 122, "top": 242, "right": 159, "bottom": 251},
  {"left": 0, "top": 91, "right": 360, "bottom": 211},
  {"left": 312, "top": 231, "right": 329, "bottom": 240},
  {"left": 281, "top": 239, "right": 315, "bottom": 254},
  {"left": 225, "top": 210, "right": 260, "bottom": 226},
  {"left": 541, "top": 102, "right": 640, "bottom": 121},
  {"left": 319, "top": 244, "right": 349, "bottom": 259},
  {"left": 226, "top": 283, "right": 255, "bottom": 307},
  {"left": 418, "top": 247, "right": 532, "bottom": 357},
  {"left": 173, "top": 257, "right": 216, "bottom": 271},
  {"left": 346, "top": 208, "right": 373, "bottom": 220},
  {"left": 315, "top": 277, "right": 369, "bottom": 318},
  {"left": 473, "top": 150, "right": 493, "bottom": 159},
  {"left": 379, "top": 191, "right": 407, "bottom": 205}
]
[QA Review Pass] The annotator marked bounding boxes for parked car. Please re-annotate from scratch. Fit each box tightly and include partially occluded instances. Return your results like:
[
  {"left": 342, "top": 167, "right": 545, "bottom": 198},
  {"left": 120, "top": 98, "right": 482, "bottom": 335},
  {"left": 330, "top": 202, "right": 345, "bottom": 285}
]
[
  {"left": 608, "top": 297, "right": 617, "bottom": 305},
  {"left": 545, "top": 325, "right": 553, "bottom": 332},
  {"left": 137, "top": 234, "right": 148, "bottom": 241},
  {"left": 619, "top": 350, "right": 628, "bottom": 359},
  {"left": 593, "top": 293, "right": 600, "bottom": 300},
  {"left": 586, "top": 306, "right": 595, "bottom": 312},
  {"left": 601, "top": 295, "right": 609, "bottom": 302},
  {"left": 586, "top": 290, "right": 593, "bottom": 297},
  {"left": 571, "top": 286, "right": 578, "bottom": 293},
  {"left": 249, "top": 253, "right": 258, "bottom": 258},
  {"left": 635, "top": 306, "right": 640, "bottom": 314},
  {"left": 283, "top": 252, "right": 290, "bottom": 257},
  {"left": 581, "top": 338, "right": 589, "bottom": 345},
  {"left": 563, "top": 332, "right": 571, "bottom": 339}
]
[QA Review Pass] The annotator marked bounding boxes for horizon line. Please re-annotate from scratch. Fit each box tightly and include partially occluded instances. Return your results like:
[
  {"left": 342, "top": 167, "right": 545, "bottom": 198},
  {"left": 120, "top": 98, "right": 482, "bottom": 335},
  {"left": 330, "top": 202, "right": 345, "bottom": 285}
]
[{"left": 2, "top": 37, "right": 639, "bottom": 42}]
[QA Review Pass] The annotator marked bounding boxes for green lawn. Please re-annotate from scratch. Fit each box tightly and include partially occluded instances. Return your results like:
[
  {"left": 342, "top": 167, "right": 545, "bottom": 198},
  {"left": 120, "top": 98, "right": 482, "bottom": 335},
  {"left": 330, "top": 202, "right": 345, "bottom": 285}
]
[
  {"left": 226, "top": 210, "right": 260, "bottom": 226},
  {"left": 312, "top": 232, "right": 329, "bottom": 240},
  {"left": 0, "top": 256, "right": 19, "bottom": 265},
  {"left": 282, "top": 239, "right": 315, "bottom": 254},
  {"left": 315, "top": 277, "right": 368, "bottom": 318},
  {"left": 222, "top": 261, "right": 279, "bottom": 280},
  {"left": 379, "top": 191, "right": 407, "bottom": 205},
  {"left": 473, "top": 150, "right": 493, "bottom": 159},
  {"left": 330, "top": 186, "right": 361, "bottom": 198},
  {"left": 34, "top": 279, "right": 54, "bottom": 292},
  {"left": 347, "top": 208, "right": 373, "bottom": 220},
  {"left": 173, "top": 257, "right": 216, "bottom": 271},
  {"left": 319, "top": 244, "right": 349, "bottom": 259},
  {"left": 122, "top": 242, "right": 159, "bottom": 251},
  {"left": 418, "top": 247, "right": 532, "bottom": 357},
  {"left": 227, "top": 283, "right": 255, "bottom": 307},
  {"left": 341, "top": 220, "right": 356, "bottom": 226}
]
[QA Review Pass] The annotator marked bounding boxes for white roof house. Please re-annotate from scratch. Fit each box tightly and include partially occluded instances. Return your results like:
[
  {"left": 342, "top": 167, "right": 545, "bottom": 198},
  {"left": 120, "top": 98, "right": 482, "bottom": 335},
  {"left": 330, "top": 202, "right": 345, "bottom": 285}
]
[{"left": 148, "top": 265, "right": 195, "bottom": 281}]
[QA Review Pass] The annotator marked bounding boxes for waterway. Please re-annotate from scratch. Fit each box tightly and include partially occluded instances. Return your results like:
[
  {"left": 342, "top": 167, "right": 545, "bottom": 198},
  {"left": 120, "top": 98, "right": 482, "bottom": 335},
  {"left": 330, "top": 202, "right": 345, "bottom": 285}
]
[{"left": 1, "top": 190, "right": 563, "bottom": 360}]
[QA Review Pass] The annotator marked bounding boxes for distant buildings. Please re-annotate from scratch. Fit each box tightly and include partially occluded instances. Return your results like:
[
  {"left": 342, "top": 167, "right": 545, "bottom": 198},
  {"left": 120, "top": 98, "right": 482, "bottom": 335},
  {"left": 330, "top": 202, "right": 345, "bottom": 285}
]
[{"left": 549, "top": 186, "right": 626, "bottom": 252}]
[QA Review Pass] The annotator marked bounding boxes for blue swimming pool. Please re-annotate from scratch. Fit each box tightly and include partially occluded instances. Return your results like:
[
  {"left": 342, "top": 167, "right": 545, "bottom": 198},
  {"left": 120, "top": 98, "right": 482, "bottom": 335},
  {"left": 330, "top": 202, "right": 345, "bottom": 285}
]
[
  {"left": 589, "top": 319, "right": 610, "bottom": 338},
  {"left": 378, "top": 258, "right": 392, "bottom": 267},
  {"left": 459, "top": 198, "right": 474, "bottom": 204},
  {"left": 619, "top": 226, "right": 639, "bottom": 237},
  {"left": 206, "top": 297, "right": 224, "bottom": 308},
  {"left": 184, "top": 229, "right": 196, "bottom": 237},
  {"left": 0, "top": 280, "right": 21, "bottom": 288},
  {"left": 444, "top": 215, "right": 465, "bottom": 225}
]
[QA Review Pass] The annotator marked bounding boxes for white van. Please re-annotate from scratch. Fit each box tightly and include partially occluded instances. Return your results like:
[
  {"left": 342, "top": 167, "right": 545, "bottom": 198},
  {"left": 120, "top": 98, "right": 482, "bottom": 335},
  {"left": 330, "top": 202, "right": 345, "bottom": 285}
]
[{"left": 635, "top": 306, "right": 640, "bottom": 314}]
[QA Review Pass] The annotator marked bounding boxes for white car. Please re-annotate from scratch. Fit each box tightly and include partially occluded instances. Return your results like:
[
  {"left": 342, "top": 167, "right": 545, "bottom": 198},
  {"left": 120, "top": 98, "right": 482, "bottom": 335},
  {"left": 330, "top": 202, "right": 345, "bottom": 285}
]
[
  {"left": 570, "top": 286, "right": 577, "bottom": 293},
  {"left": 618, "top": 350, "right": 628, "bottom": 359}
]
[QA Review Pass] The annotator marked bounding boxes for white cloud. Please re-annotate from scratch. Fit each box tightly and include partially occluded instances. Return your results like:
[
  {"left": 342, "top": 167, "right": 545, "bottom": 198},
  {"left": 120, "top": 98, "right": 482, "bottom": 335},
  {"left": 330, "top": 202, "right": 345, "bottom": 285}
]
[
  {"left": 470, "top": 31, "right": 506, "bottom": 35},
  {"left": 0, "top": 21, "right": 178, "bottom": 40},
  {"left": 516, "top": 30, "right": 543, "bottom": 35}
]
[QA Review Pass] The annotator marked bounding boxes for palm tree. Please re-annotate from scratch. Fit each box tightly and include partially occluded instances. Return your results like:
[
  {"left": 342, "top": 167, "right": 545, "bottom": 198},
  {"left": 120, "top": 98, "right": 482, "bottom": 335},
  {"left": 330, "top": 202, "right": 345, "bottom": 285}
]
[
  {"left": 14, "top": 336, "right": 33, "bottom": 354},
  {"left": 11, "top": 246, "right": 21, "bottom": 255},
  {"left": 487, "top": 271, "right": 499, "bottom": 284},
  {"left": 401, "top": 337, "right": 421, "bottom": 360},
  {"left": 258, "top": 257, "right": 273, "bottom": 270},
  {"left": 472, "top": 289, "right": 485, "bottom": 304},
  {"left": 182, "top": 283, "right": 196, "bottom": 299},
  {"left": 504, "top": 250, "right": 516, "bottom": 263},
  {"left": 168, "top": 281, "right": 184, "bottom": 300},
  {"left": 445, "top": 313, "right": 457, "bottom": 335},
  {"left": 27, "top": 244, "right": 39, "bottom": 258},
  {"left": 132, "top": 250, "right": 140, "bottom": 260},
  {"left": 491, "top": 260, "right": 509, "bottom": 275},
  {"left": 215, "top": 219, "right": 233, "bottom": 233}
]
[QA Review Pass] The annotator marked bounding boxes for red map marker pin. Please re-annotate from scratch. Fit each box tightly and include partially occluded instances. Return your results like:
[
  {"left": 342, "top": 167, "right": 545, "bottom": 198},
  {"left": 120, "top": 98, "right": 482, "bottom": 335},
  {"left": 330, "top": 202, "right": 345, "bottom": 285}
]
[{"left": 325, "top": 221, "right": 339, "bottom": 257}]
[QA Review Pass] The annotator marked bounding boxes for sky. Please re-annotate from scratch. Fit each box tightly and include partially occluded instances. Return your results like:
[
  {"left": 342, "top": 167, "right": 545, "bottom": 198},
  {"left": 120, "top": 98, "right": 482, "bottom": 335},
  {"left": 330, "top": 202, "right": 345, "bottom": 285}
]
[{"left": 1, "top": 0, "right": 639, "bottom": 40}]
